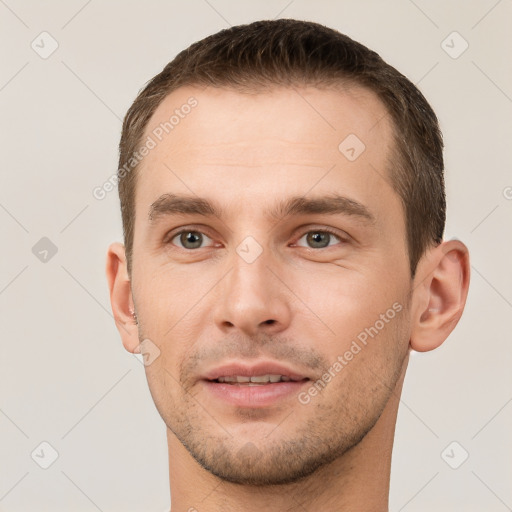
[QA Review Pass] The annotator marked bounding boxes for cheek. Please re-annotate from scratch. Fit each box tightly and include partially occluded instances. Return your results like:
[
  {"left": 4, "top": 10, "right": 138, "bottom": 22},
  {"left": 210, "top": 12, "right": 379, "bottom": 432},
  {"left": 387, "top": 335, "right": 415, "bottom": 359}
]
[
  {"left": 134, "top": 265, "right": 210, "bottom": 365},
  {"left": 298, "top": 267, "right": 404, "bottom": 329},
  {"left": 135, "top": 260, "right": 207, "bottom": 324},
  {"left": 291, "top": 265, "right": 410, "bottom": 379}
]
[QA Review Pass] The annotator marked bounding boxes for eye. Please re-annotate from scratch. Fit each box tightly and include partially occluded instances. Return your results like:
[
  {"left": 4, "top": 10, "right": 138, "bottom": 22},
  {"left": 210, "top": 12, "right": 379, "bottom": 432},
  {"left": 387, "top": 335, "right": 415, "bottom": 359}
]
[
  {"left": 169, "top": 230, "right": 215, "bottom": 250},
  {"left": 165, "top": 227, "right": 347, "bottom": 251},
  {"left": 295, "top": 229, "right": 346, "bottom": 249}
]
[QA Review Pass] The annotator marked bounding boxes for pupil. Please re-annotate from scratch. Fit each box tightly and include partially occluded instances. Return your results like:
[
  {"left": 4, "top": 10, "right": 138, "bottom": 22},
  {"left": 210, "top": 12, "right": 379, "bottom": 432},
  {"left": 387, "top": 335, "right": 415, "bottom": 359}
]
[
  {"left": 182, "top": 231, "right": 202, "bottom": 249},
  {"left": 308, "top": 232, "right": 329, "bottom": 248}
]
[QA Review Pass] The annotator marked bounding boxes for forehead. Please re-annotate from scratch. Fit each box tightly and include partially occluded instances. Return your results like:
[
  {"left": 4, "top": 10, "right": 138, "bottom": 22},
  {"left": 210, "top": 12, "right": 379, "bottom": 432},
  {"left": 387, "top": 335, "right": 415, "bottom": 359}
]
[
  {"left": 134, "top": 84, "right": 399, "bottom": 228},
  {"left": 142, "top": 83, "right": 392, "bottom": 163}
]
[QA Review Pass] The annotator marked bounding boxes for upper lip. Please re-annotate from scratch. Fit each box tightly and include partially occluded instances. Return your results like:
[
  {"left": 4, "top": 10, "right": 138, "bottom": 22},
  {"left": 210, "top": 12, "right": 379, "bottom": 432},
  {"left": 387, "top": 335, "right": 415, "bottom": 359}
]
[{"left": 201, "top": 361, "right": 310, "bottom": 382}]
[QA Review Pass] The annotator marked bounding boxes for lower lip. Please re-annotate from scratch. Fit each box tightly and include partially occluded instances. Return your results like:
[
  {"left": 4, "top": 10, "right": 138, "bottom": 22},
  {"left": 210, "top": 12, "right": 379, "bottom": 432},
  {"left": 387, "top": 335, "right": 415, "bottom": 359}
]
[{"left": 202, "top": 380, "right": 309, "bottom": 407}]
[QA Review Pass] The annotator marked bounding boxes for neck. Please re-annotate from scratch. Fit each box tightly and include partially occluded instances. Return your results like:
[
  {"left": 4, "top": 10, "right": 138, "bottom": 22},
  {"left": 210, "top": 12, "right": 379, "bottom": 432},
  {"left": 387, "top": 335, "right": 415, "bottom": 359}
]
[{"left": 167, "top": 356, "right": 408, "bottom": 512}]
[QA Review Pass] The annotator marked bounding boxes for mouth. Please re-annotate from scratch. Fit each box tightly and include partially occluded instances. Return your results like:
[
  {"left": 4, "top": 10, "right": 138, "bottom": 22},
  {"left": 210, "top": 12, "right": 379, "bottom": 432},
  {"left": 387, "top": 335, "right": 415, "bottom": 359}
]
[
  {"left": 210, "top": 374, "right": 308, "bottom": 384},
  {"left": 200, "top": 362, "right": 311, "bottom": 407}
]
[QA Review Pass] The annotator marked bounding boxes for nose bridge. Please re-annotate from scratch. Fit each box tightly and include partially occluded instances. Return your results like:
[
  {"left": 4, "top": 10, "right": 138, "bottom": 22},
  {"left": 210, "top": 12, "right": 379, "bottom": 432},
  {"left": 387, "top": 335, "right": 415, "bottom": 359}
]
[
  {"left": 231, "top": 241, "right": 272, "bottom": 295},
  {"left": 213, "top": 236, "right": 291, "bottom": 335}
]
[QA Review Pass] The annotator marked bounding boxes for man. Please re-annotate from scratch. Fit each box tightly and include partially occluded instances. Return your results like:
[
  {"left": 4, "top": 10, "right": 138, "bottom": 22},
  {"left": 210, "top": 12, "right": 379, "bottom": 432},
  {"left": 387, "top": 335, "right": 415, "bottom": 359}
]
[{"left": 106, "top": 19, "right": 470, "bottom": 511}]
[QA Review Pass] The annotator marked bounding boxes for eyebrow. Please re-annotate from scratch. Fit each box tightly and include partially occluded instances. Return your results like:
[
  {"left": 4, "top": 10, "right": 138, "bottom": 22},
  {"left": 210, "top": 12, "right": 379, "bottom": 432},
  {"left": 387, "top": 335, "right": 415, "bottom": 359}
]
[{"left": 148, "top": 193, "right": 376, "bottom": 225}]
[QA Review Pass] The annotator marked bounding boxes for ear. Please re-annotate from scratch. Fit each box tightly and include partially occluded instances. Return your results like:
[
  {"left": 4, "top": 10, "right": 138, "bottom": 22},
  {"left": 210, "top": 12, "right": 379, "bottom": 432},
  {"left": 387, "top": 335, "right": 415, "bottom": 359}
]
[
  {"left": 410, "top": 239, "right": 470, "bottom": 352},
  {"left": 105, "top": 242, "right": 140, "bottom": 353}
]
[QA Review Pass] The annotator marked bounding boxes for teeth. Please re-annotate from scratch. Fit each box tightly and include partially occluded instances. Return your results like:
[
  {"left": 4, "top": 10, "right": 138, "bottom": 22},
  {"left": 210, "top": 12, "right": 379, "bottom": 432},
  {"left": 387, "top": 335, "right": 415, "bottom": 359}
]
[
  {"left": 250, "top": 375, "right": 270, "bottom": 383},
  {"left": 215, "top": 374, "right": 292, "bottom": 384}
]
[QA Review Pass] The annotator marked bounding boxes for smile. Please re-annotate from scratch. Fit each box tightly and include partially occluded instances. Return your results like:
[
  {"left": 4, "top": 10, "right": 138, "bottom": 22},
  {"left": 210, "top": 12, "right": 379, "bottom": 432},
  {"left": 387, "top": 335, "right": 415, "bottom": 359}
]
[{"left": 213, "top": 374, "right": 306, "bottom": 384}]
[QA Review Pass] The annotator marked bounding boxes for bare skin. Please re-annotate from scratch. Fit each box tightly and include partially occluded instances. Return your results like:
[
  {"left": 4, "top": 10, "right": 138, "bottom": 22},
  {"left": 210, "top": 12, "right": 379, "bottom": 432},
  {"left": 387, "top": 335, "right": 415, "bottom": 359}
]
[{"left": 106, "top": 85, "right": 470, "bottom": 512}]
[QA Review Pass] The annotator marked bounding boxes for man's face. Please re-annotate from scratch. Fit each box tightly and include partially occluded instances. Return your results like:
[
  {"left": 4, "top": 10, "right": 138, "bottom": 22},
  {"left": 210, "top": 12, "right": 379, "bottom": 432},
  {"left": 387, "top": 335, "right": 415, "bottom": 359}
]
[{"left": 129, "top": 85, "right": 413, "bottom": 485}]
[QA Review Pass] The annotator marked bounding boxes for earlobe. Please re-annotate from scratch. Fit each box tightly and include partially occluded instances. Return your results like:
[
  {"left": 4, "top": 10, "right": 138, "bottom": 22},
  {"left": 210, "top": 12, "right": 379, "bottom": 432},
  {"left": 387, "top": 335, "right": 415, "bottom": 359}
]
[
  {"left": 410, "top": 240, "right": 470, "bottom": 352},
  {"left": 105, "top": 242, "right": 140, "bottom": 353}
]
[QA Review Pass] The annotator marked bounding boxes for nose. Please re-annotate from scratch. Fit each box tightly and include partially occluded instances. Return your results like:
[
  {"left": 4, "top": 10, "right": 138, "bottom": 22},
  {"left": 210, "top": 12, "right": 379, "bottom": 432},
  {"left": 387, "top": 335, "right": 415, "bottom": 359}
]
[{"left": 213, "top": 247, "right": 292, "bottom": 337}]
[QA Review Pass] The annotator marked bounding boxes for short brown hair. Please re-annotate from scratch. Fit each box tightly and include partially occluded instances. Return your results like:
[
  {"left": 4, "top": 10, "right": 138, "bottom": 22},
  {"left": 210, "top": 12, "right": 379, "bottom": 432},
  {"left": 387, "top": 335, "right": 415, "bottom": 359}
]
[{"left": 118, "top": 19, "right": 445, "bottom": 277}]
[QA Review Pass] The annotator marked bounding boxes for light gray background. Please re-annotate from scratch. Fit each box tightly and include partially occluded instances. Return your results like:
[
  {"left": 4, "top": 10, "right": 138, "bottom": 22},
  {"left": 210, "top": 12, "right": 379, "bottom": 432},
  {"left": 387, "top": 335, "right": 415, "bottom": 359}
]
[{"left": 1, "top": 1, "right": 511, "bottom": 511}]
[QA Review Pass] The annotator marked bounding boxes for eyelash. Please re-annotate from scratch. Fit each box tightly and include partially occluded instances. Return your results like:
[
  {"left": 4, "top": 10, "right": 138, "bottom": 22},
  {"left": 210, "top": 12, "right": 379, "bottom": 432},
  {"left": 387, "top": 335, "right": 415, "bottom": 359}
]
[{"left": 165, "top": 226, "right": 349, "bottom": 250}]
